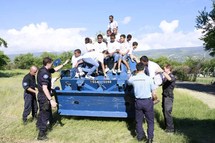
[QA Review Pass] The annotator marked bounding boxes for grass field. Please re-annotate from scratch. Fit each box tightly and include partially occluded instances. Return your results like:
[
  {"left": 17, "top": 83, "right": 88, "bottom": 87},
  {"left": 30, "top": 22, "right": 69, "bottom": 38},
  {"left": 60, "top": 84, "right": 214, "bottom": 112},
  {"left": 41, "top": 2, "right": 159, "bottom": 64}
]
[
  {"left": 196, "top": 77, "right": 215, "bottom": 85},
  {"left": 0, "top": 69, "right": 215, "bottom": 143}
]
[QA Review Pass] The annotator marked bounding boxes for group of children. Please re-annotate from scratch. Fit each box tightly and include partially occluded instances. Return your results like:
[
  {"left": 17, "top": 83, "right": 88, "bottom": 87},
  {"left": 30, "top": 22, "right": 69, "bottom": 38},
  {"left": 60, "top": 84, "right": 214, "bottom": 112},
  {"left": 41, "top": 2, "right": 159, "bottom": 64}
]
[
  {"left": 71, "top": 34, "right": 138, "bottom": 79},
  {"left": 71, "top": 15, "right": 138, "bottom": 80}
]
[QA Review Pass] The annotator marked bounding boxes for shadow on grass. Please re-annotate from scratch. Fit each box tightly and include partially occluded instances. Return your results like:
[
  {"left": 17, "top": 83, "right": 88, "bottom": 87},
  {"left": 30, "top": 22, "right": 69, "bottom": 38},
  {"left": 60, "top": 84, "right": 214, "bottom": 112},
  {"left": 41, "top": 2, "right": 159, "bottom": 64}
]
[
  {"left": 154, "top": 109, "right": 215, "bottom": 143},
  {"left": 176, "top": 81, "right": 215, "bottom": 96},
  {"left": 0, "top": 71, "right": 23, "bottom": 78}
]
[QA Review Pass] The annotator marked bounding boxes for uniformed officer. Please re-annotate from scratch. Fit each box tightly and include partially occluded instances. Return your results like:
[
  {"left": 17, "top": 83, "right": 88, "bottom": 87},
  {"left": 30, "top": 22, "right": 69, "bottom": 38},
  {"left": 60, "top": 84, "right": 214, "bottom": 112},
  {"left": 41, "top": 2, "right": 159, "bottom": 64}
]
[
  {"left": 127, "top": 63, "right": 156, "bottom": 143},
  {"left": 161, "top": 64, "right": 176, "bottom": 133},
  {"left": 22, "top": 66, "right": 38, "bottom": 125},
  {"left": 36, "top": 57, "right": 69, "bottom": 140}
]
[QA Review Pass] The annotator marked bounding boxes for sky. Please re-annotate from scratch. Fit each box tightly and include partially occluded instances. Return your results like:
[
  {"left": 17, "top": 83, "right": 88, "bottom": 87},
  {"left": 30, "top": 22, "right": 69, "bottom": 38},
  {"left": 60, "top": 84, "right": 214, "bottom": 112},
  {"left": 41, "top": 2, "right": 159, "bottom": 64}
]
[{"left": 0, "top": 0, "right": 213, "bottom": 55}]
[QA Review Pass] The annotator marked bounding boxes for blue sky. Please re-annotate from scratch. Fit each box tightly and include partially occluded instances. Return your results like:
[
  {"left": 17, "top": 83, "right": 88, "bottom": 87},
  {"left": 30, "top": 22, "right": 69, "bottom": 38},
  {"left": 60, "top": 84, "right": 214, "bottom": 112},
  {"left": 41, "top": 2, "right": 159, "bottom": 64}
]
[{"left": 0, "top": 0, "right": 213, "bottom": 54}]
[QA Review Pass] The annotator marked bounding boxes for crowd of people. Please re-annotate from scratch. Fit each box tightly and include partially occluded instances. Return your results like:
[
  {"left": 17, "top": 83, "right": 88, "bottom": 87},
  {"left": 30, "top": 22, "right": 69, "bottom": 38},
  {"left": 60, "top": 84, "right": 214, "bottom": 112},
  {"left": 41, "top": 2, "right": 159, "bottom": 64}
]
[
  {"left": 21, "top": 15, "right": 176, "bottom": 143},
  {"left": 71, "top": 15, "right": 139, "bottom": 80}
]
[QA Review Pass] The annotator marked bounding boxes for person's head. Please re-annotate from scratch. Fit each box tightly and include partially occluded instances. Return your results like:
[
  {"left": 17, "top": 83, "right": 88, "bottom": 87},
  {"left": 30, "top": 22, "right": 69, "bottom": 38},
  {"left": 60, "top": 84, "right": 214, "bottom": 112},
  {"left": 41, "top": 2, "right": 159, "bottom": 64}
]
[
  {"left": 164, "top": 64, "right": 172, "bottom": 73},
  {"left": 74, "top": 49, "right": 81, "bottom": 58},
  {"left": 140, "top": 56, "right": 149, "bottom": 66},
  {"left": 113, "top": 28, "right": 118, "bottom": 34},
  {"left": 127, "top": 34, "right": 132, "bottom": 42},
  {"left": 120, "top": 34, "right": 126, "bottom": 43},
  {"left": 136, "top": 62, "right": 145, "bottom": 72},
  {"left": 132, "top": 41, "right": 138, "bottom": 50},
  {"left": 97, "top": 34, "right": 103, "bottom": 43},
  {"left": 110, "top": 33, "right": 116, "bottom": 42},
  {"left": 106, "top": 29, "right": 112, "bottom": 36},
  {"left": 30, "top": 66, "right": 38, "bottom": 76},
  {"left": 85, "top": 37, "right": 91, "bottom": 44},
  {"left": 109, "top": 15, "right": 114, "bottom": 22},
  {"left": 102, "top": 50, "right": 109, "bottom": 57},
  {"left": 43, "top": 57, "right": 53, "bottom": 69}
]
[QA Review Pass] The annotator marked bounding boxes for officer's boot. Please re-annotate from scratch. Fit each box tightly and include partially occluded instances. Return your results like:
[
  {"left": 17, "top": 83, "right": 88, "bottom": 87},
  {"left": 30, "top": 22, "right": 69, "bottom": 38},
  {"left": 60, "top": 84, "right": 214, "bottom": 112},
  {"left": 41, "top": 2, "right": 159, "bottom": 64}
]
[{"left": 37, "top": 130, "right": 48, "bottom": 140}]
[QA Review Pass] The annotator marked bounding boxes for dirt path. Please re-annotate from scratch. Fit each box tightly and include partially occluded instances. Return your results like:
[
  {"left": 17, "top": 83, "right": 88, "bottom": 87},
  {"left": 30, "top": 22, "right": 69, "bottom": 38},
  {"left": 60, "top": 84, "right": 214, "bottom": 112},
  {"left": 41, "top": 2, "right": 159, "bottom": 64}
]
[{"left": 176, "top": 81, "right": 215, "bottom": 109}]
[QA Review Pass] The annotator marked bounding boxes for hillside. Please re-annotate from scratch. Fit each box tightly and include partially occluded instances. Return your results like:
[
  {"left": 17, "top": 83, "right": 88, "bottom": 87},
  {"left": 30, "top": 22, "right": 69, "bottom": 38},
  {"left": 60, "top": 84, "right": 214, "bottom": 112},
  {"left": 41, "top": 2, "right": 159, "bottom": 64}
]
[{"left": 134, "top": 46, "right": 211, "bottom": 61}]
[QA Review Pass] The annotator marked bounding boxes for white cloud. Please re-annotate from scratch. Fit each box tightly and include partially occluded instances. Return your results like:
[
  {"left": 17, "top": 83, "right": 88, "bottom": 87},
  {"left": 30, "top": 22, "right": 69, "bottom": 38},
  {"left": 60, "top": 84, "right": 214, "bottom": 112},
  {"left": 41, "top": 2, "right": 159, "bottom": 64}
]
[
  {"left": 0, "top": 20, "right": 203, "bottom": 55},
  {"left": 159, "top": 20, "right": 179, "bottom": 33},
  {"left": 1, "top": 22, "right": 87, "bottom": 54},
  {"left": 121, "top": 16, "right": 131, "bottom": 25},
  {"left": 136, "top": 20, "right": 203, "bottom": 51}
]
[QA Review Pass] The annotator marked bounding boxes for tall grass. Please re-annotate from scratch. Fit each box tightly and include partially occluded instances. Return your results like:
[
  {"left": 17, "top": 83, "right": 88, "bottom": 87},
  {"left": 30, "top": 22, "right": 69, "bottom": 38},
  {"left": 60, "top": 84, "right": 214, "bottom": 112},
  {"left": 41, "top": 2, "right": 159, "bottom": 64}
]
[{"left": 0, "top": 69, "right": 214, "bottom": 143}]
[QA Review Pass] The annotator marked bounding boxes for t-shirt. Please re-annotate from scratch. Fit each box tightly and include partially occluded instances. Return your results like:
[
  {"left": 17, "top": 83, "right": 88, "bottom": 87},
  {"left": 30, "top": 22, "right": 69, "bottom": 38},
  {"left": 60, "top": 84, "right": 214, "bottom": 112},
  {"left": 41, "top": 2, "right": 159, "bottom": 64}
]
[
  {"left": 128, "top": 73, "right": 156, "bottom": 99},
  {"left": 85, "top": 43, "right": 95, "bottom": 52},
  {"left": 119, "top": 42, "right": 130, "bottom": 55},
  {"left": 82, "top": 51, "right": 104, "bottom": 63},
  {"left": 94, "top": 42, "right": 107, "bottom": 53},
  {"left": 108, "top": 41, "right": 120, "bottom": 53},
  {"left": 108, "top": 20, "right": 118, "bottom": 32},
  {"left": 148, "top": 61, "right": 161, "bottom": 78},
  {"left": 71, "top": 55, "right": 82, "bottom": 68}
]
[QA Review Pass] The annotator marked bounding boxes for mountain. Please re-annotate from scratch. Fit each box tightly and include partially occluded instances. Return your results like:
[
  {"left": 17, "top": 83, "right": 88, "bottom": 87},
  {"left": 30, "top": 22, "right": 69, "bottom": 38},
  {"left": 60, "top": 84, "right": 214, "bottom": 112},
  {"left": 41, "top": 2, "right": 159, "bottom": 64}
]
[{"left": 133, "top": 46, "right": 212, "bottom": 61}]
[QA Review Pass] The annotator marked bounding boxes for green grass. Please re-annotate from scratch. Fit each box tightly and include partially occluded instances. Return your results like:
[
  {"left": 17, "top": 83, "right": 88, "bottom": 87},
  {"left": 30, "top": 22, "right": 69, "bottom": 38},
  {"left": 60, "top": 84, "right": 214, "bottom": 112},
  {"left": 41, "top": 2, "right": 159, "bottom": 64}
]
[
  {"left": 0, "top": 69, "right": 215, "bottom": 143},
  {"left": 196, "top": 77, "right": 215, "bottom": 84}
]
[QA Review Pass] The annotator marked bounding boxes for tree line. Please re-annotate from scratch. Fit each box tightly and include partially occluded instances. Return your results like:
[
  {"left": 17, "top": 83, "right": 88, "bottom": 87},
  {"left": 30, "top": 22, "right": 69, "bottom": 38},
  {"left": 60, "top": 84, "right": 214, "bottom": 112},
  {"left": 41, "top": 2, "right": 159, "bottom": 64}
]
[{"left": 0, "top": 50, "right": 215, "bottom": 82}]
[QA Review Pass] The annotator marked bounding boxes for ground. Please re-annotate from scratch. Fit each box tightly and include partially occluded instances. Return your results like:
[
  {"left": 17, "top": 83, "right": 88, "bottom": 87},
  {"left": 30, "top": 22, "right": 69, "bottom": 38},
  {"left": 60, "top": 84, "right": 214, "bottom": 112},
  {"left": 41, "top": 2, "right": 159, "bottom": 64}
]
[{"left": 176, "top": 81, "right": 215, "bottom": 109}]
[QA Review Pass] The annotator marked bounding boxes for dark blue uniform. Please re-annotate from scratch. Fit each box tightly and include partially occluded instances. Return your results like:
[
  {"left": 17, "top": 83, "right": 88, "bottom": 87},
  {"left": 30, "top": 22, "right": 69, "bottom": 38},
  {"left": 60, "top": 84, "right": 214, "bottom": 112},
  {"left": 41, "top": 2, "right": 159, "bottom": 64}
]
[
  {"left": 162, "top": 73, "right": 176, "bottom": 132},
  {"left": 22, "top": 73, "right": 38, "bottom": 122},
  {"left": 36, "top": 66, "right": 55, "bottom": 133},
  {"left": 128, "top": 73, "right": 156, "bottom": 141}
]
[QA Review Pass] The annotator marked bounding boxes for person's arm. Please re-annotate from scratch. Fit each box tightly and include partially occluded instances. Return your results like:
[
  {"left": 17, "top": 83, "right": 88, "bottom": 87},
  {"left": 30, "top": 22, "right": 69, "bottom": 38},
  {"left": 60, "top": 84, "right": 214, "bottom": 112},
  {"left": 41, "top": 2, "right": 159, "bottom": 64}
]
[
  {"left": 26, "top": 88, "right": 37, "bottom": 94},
  {"left": 42, "top": 85, "right": 57, "bottom": 108},
  {"left": 75, "top": 59, "right": 83, "bottom": 68},
  {"left": 54, "top": 59, "right": 70, "bottom": 72},
  {"left": 156, "top": 66, "right": 172, "bottom": 81},
  {"left": 163, "top": 72, "right": 172, "bottom": 81}
]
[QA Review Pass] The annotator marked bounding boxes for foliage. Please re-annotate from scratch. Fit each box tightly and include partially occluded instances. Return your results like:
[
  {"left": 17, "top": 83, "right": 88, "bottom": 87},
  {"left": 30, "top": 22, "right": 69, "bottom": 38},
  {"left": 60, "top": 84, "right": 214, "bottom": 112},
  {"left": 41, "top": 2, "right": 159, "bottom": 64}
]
[
  {"left": 14, "top": 53, "right": 36, "bottom": 69},
  {"left": 0, "top": 37, "right": 7, "bottom": 48},
  {"left": 13, "top": 52, "right": 73, "bottom": 69},
  {"left": 196, "top": 1, "right": 215, "bottom": 56},
  {"left": 0, "top": 51, "right": 10, "bottom": 70}
]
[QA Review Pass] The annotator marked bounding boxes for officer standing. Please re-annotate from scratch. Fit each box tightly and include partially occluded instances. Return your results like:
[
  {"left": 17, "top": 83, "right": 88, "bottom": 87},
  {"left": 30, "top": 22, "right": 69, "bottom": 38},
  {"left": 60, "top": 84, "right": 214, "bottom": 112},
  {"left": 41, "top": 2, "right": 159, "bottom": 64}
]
[
  {"left": 36, "top": 57, "right": 69, "bottom": 140},
  {"left": 22, "top": 66, "right": 38, "bottom": 125},
  {"left": 161, "top": 64, "right": 176, "bottom": 133},
  {"left": 127, "top": 63, "right": 156, "bottom": 143}
]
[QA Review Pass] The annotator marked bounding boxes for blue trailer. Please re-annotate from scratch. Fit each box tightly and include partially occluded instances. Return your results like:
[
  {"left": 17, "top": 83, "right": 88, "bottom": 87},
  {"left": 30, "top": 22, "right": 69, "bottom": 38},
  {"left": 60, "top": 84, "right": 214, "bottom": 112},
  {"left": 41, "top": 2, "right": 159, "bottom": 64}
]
[{"left": 54, "top": 60, "right": 136, "bottom": 118}]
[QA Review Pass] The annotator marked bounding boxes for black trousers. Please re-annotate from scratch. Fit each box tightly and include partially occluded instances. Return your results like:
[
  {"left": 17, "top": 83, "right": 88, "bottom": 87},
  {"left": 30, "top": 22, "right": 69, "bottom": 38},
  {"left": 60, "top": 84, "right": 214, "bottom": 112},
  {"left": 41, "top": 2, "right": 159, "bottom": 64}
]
[
  {"left": 22, "top": 93, "right": 38, "bottom": 121},
  {"left": 135, "top": 98, "right": 154, "bottom": 140},
  {"left": 36, "top": 93, "right": 52, "bottom": 132},
  {"left": 162, "top": 96, "right": 174, "bottom": 130}
]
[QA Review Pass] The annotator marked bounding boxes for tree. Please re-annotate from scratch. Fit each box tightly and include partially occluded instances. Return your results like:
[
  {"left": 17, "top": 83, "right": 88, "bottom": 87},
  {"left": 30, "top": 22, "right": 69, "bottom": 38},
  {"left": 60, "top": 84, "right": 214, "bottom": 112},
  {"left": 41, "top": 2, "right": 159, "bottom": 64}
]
[
  {"left": 14, "top": 53, "right": 36, "bottom": 69},
  {"left": 0, "top": 37, "right": 8, "bottom": 48},
  {"left": 196, "top": 1, "right": 215, "bottom": 56},
  {"left": 0, "top": 51, "right": 10, "bottom": 70}
]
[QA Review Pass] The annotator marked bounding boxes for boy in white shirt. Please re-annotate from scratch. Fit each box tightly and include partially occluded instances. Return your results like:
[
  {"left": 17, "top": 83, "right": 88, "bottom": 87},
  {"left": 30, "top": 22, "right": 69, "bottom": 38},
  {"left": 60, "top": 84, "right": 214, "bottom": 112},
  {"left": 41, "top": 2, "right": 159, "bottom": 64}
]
[
  {"left": 75, "top": 50, "right": 109, "bottom": 79},
  {"left": 128, "top": 42, "right": 139, "bottom": 62},
  {"left": 94, "top": 34, "right": 107, "bottom": 53},
  {"left": 71, "top": 49, "right": 82, "bottom": 68},
  {"left": 117, "top": 34, "right": 131, "bottom": 74},
  {"left": 107, "top": 33, "right": 121, "bottom": 74},
  {"left": 108, "top": 15, "right": 118, "bottom": 32},
  {"left": 85, "top": 37, "right": 95, "bottom": 52},
  {"left": 71, "top": 49, "right": 85, "bottom": 78}
]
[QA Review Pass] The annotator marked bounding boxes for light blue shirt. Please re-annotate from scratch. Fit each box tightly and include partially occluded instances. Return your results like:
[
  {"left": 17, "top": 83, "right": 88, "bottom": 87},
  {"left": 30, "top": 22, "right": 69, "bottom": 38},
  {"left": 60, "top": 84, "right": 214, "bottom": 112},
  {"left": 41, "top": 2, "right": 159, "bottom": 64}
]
[{"left": 128, "top": 72, "right": 156, "bottom": 99}]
